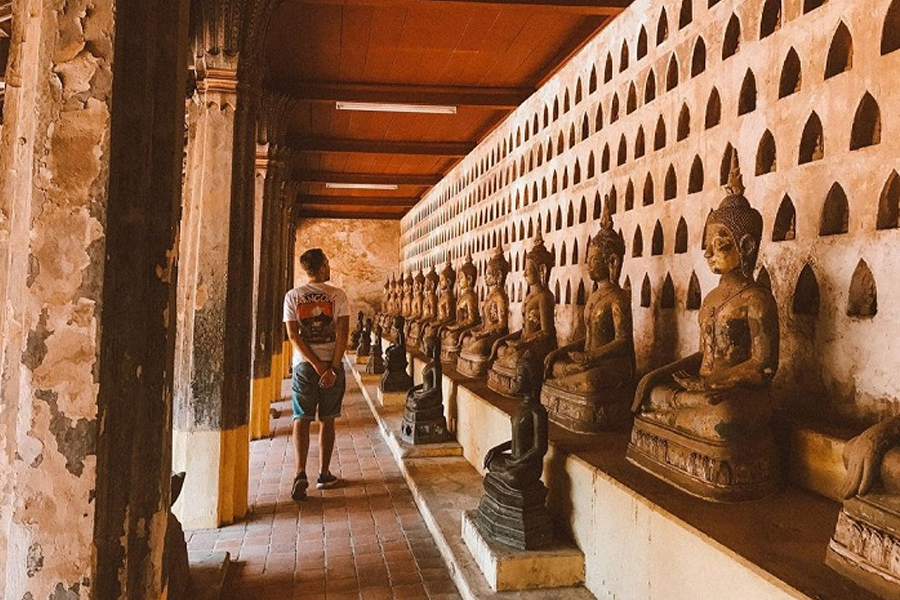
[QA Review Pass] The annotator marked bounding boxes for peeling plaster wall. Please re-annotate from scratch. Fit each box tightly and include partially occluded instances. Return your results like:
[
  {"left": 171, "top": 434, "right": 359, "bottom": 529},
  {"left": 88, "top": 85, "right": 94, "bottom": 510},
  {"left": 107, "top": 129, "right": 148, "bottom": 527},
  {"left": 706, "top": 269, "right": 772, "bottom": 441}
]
[
  {"left": 294, "top": 219, "right": 400, "bottom": 317},
  {"left": 400, "top": 0, "right": 900, "bottom": 425}
]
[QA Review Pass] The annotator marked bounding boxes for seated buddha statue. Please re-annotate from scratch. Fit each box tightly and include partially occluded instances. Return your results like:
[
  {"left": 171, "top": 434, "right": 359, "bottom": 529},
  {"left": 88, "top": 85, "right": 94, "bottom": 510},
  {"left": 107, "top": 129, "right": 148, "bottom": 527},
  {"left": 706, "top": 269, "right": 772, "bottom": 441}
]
[
  {"left": 400, "top": 336, "right": 452, "bottom": 444},
  {"left": 400, "top": 272, "right": 413, "bottom": 320},
  {"left": 542, "top": 200, "right": 635, "bottom": 432},
  {"left": 826, "top": 416, "right": 900, "bottom": 596},
  {"left": 405, "top": 271, "right": 425, "bottom": 345},
  {"left": 627, "top": 155, "right": 781, "bottom": 501},
  {"left": 365, "top": 324, "right": 385, "bottom": 375},
  {"left": 376, "top": 277, "right": 390, "bottom": 330},
  {"left": 475, "top": 351, "right": 553, "bottom": 549},
  {"left": 440, "top": 253, "right": 480, "bottom": 363},
  {"left": 488, "top": 233, "right": 557, "bottom": 397},
  {"left": 457, "top": 245, "right": 510, "bottom": 378},
  {"left": 380, "top": 315, "right": 413, "bottom": 393},
  {"left": 349, "top": 311, "right": 365, "bottom": 352},
  {"left": 384, "top": 275, "right": 400, "bottom": 334},
  {"left": 356, "top": 318, "right": 373, "bottom": 363},
  {"left": 409, "top": 266, "right": 438, "bottom": 349},
  {"left": 422, "top": 259, "right": 456, "bottom": 351}
]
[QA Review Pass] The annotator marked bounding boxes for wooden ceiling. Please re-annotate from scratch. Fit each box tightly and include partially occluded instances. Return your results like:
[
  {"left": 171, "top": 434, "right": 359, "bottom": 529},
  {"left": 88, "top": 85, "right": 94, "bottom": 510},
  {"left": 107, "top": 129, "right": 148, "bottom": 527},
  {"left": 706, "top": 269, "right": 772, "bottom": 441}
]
[{"left": 263, "top": 0, "right": 630, "bottom": 221}]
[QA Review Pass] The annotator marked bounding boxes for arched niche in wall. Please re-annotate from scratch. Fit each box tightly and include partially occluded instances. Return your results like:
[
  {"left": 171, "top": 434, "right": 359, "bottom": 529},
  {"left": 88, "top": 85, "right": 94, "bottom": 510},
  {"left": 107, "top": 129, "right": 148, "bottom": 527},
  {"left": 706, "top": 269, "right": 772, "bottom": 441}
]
[
  {"left": 627, "top": 83, "right": 637, "bottom": 114},
  {"left": 705, "top": 88, "right": 721, "bottom": 129},
  {"left": 686, "top": 271, "right": 702, "bottom": 309},
  {"left": 692, "top": 37, "right": 707, "bottom": 77},
  {"left": 657, "top": 8, "right": 669, "bottom": 45},
  {"left": 779, "top": 48, "right": 802, "bottom": 98},
  {"left": 620, "top": 40, "right": 630, "bottom": 72},
  {"left": 576, "top": 279, "right": 587, "bottom": 305},
  {"left": 661, "top": 273, "right": 676, "bottom": 308},
  {"left": 689, "top": 156, "right": 704, "bottom": 193},
  {"left": 793, "top": 264, "right": 819, "bottom": 316},
  {"left": 720, "top": 143, "right": 737, "bottom": 185},
  {"left": 850, "top": 92, "right": 881, "bottom": 150},
  {"left": 572, "top": 239, "right": 580, "bottom": 264},
  {"left": 638, "top": 26, "right": 649, "bottom": 59},
  {"left": 883, "top": 0, "right": 900, "bottom": 55},
  {"left": 755, "top": 130, "right": 777, "bottom": 175},
  {"left": 824, "top": 22, "right": 853, "bottom": 79},
  {"left": 589, "top": 65, "right": 598, "bottom": 93},
  {"left": 604, "top": 53, "right": 614, "bottom": 83},
  {"left": 666, "top": 54, "right": 679, "bottom": 91},
  {"left": 618, "top": 135, "right": 628, "bottom": 166},
  {"left": 632, "top": 225, "right": 644, "bottom": 257},
  {"left": 623, "top": 275, "right": 632, "bottom": 298},
  {"left": 641, "top": 274, "right": 652, "bottom": 307},
  {"left": 595, "top": 103, "right": 604, "bottom": 133},
  {"left": 799, "top": 112, "right": 824, "bottom": 164},
  {"left": 738, "top": 69, "right": 757, "bottom": 115},
  {"left": 757, "top": 265, "right": 772, "bottom": 291},
  {"left": 679, "top": 0, "right": 692, "bottom": 29},
  {"left": 635, "top": 126, "right": 646, "bottom": 158},
  {"left": 611, "top": 93, "right": 620, "bottom": 123},
  {"left": 723, "top": 14, "right": 741, "bottom": 59},
  {"left": 760, "top": 0, "right": 781, "bottom": 39},
  {"left": 560, "top": 241, "right": 568, "bottom": 265},
  {"left": 652, "top": 221, "right": 664, "bottom": 255},
  {"left": 803, "top": 0, "right": 826, "bottom": 13},
  {"left": 625, "top": 180, "right": 635, "bottom": 211},
  {"left": 820, "top": 183, "right": 849, "bottom": 236},
  {"left": 645, "top": 69, "right": 657, "bottom": 103},
  {"left": 877, "top": 170, "right": 900, "bottom": 230},
  {"left": 575, "top": 78, "right": 583, "bottom": 104},
  {"left": 675, "top": 217, "right": 689, "bottom": 253},
  {"left": 643, "top": 173, "right": 655, "bottom": 206},
  {"left": 567, "top": 199, "right": 575, "bottom": 226},
  {"left": 847, "top": 259, "right": 877, "bottom": 318},
  {"left": 579, "top": 197, "right": 588, "bottom": 223},
  {"left": 677, "top": 104, "right": 691, "bottom": 141},
  {"left": 664, "top": 165, "right": 677, "bottom": 200},
  {"left": 582, "top": 114, "right": 590, "bottom": 141},
  {"left": 607, "top": 187, "right": 618, "bottom": 214},
  {"left": 654, "top": 117, "right": 667, "bottom": 150},
  {"left": 601, "top": 144, "right": 610, "bottom": 172},
  {"left": 587, "top": 152, "right": 596, "bottom": 178},
  {"left": 772, "top": 195, "right": 797, "bottom": 241}
]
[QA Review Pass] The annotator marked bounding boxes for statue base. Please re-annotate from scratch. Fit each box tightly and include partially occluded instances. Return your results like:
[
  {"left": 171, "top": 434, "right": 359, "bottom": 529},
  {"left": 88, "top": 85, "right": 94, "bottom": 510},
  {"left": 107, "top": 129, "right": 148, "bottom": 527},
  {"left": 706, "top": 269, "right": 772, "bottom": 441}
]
[
  {"left": 486, "top": 362, "right": 519, "bottom": 397},
  {"left": 441, "top": 343, "right": 462, "bottom": 364},
  {"left": 541, "top": 383, "right": 631, "bottom": 433},
  {"left": 826, "top": 493, "right": 900, "bottom": 600},
  {"left": 626, "top": 416, "right": 779, "bottom": 502},
  {"left": 475, "top": 473, "right": 553, "bottom": 550},
  {"left": 364, "top": 361, "right": 385, "bottom": 376},
  {"left": 457, "top": 351, "right": 493, "bottom": 379},
  {"left": 355, "top": 353, "right": 370, "bottom": 365},
  {"left": 376, "top": 388, "right": 407, "bottom": 406},
  {"left": 400, "top": 410, "right": 453, "bottom": 445},
  {"left": 461, "top": 510, "right": 584, "bottom": 592}
]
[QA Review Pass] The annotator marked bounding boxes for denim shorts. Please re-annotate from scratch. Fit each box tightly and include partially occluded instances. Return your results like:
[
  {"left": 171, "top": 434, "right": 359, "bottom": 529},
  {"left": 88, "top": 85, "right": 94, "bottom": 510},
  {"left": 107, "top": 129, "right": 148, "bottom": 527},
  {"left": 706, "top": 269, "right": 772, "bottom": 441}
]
[{"left": 291, "top": 362, "right": 346, "bottom": 420}]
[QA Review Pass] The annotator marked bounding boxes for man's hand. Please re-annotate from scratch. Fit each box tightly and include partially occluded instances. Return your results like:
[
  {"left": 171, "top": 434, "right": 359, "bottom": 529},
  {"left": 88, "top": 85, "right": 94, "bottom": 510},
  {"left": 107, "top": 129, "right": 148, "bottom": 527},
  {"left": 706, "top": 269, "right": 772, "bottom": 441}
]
[{"left": 318, "top": 366, "right": 338, "bottom": 388}]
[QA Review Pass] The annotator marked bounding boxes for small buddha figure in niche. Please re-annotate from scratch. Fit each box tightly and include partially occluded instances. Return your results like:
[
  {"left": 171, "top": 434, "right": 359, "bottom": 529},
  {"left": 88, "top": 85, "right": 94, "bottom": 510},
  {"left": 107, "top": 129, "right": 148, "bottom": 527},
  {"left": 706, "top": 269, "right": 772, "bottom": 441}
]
[
  {"left": 409, "top": 266, "right": 438, "bottom": 349},
  {"left": 627, "top": 153, "right": 780, "bottom": 501},
  {"left": 366, "top": 324, "right": 385, "bottom": 375},
  {"left": 349, "top": 311, "right": 365, "bottom": 352},
  {"left": 400, "top": 336, "right": 452, "bottom": 444},
  {"left": 475, "top": 351, "right": 553, "bottom": 549},
  {"left": 405, "top": 270, "right": 426, "bottom": 344},
  {"left": 488, "top": 233, "right": 557, "bottom": 397},
  {"left": 457, "top": 244, "right": 510, "bottom": 378},
  {"left": 826, "top": 416, "right": 900, "bottom": 597},
  {"left": 440, "top": 253, "right": 480, "bottom": 363},
  {"left": 541, "top": 199, "right": 635, "bottom": 432},
  {"left": 422, "top": 259, "right": 457, "bottom": 350}
]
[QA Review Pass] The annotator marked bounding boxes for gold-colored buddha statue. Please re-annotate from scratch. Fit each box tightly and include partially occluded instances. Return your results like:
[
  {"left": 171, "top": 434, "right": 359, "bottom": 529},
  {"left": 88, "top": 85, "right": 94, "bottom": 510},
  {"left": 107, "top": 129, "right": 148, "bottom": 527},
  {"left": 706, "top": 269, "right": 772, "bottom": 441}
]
[
  {"left": 627, "top": 154, "right": 780, "bottom": 501},
  {"left": 542, "top": 200, "right": 635, "bottom": 432},
  {"left": 408, "top": 266, "right": 438, "bottom": 349},
  {"left": 441, "top": 253, "right": 480, "bottom": 363},
  {"left": 457, "top": 244, "right": 510, "bottom": 378},
  {"left": 488, "top": 233, "right": 557, "bottom": 397},
  {"left": 400, "top": 272, "right": 413, "bottom": 319},
  {"left": 404, "top": 270, "right": 425, "bottom": 344},
  {"left": 422, "top": 259, "right": 456, "bottom": 351}
]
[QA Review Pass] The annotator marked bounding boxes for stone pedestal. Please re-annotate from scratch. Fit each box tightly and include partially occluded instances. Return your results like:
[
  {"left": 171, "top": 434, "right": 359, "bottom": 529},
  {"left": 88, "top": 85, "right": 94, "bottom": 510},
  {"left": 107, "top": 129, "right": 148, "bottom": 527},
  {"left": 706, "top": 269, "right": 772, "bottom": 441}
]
[
  {"left": 541, "top": 383, "right": 632, "bottom": 433},
  {"left": 400, "top": 403, "right": 453, "bottom": 445},
  {"left": 462, "top": 511, "right": 584, "bottom": 592},
  {"left": 441, "top": 342, "right": 463, "bottom": 364},
  {"left": 356, "top": 353, "right": 370, "bottom": 365},
  {"left": 487, "top": 361, "right": 518, "bottom": 396},
  {"left": 476, "top": 473, "right": 553, "bottom": 550},
  {"left": 457, "top": 351, "right": 493, "bottom": 379},
  {"left": 627, "top": 416, "right": 779, "bottom": 502},
  {"left": 827, "top": 493, "right": 900, "bottom": 599},
  {"left": 377, "top": 388, "right": 407, "bottom": 406}
]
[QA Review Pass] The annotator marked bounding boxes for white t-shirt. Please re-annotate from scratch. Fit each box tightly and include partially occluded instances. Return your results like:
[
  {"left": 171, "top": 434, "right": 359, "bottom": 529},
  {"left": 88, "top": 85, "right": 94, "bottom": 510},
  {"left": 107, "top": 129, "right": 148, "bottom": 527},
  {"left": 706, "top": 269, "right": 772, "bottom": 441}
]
[{"left": 283, "top": 281, "right": 350, "bottom": 366}]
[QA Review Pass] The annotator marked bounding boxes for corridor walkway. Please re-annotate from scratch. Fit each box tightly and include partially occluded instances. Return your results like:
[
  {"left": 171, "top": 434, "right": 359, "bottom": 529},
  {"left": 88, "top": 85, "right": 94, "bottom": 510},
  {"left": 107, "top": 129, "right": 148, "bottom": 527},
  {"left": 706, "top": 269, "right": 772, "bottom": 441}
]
[{"left": 186, "top": 367, "right": 462, "bottom": 600}]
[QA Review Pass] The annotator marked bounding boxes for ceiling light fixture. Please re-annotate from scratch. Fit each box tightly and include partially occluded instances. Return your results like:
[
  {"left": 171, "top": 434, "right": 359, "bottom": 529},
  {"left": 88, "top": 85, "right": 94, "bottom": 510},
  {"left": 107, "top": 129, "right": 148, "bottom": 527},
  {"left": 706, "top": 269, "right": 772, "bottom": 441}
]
[
  {"left": 335, "top": 101, "right": 457, "bottom": 115},
  {"left": 325, "top": 182, "right": 399, "bottom": 190}
]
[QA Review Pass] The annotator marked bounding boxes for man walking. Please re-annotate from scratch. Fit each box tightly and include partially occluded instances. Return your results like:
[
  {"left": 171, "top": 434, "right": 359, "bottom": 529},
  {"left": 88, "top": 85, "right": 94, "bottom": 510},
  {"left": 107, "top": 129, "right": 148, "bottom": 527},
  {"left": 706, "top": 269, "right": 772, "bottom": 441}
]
[{"left": 283, "top": 248, "right": 350, "bottom": 501}]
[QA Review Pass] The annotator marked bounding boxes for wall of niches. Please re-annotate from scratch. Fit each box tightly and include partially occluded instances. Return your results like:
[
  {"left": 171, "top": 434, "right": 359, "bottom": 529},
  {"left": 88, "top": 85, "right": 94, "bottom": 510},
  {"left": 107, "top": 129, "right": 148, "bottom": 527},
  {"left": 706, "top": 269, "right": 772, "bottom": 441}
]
[{"left": 400, "top": 0, "right": 900, "bottom": 423}]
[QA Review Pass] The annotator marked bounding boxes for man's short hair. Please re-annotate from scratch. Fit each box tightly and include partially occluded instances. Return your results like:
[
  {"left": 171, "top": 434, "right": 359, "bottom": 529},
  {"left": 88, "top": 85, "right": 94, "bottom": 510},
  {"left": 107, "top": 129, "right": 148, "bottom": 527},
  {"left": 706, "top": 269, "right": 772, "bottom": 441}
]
[{"left": 300, "top": 248, "right": 327, "bottom": 275}]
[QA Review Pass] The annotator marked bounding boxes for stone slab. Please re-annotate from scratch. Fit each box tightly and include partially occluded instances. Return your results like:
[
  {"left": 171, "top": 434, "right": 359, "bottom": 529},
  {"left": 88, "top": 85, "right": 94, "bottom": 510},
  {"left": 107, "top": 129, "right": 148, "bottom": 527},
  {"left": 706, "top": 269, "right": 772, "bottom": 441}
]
[
  {"left": 785, "top": 418, "right": 854, "bottom": 502},
  {"left": 387, "top": 431, "right": 463, "bottom": 459},
  {"left": 461, "top": 510, "right": 584, "bottom": 592},
  {"left": 377, "top": 388, "right": 407, "bottom": 406},
  {"left": 189, "top": 551, "right": 231, "bottom": 600}
]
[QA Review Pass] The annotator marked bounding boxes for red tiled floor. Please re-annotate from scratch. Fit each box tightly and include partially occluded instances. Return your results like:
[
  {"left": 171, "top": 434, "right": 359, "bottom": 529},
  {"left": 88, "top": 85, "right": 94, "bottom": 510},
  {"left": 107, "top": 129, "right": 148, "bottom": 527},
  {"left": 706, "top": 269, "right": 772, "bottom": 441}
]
[{"left": 186, "top": 367, "right": 461, "bottom": 600}]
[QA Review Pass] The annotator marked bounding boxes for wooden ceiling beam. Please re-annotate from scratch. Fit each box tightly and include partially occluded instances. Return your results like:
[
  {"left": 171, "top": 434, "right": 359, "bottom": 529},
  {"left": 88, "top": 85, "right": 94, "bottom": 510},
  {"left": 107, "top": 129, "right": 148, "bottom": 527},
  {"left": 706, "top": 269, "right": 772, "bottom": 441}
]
[
  {"left": 291, "top": 0, "right": 628, "bottom": 15},
  {"left": 297, "top": 206, "right": 407, "bottom": 220},
  {"left": 270, "top": 80, "right": 532, "bottom": 109},
  {"left": 292, "top": 171, "right": 442, "bottom": 186},
  {"left": 298, "top": 195, "right": 419, "bottom": 207},
  {"left": 287, "top": 137, "right": 474, "bottom": 157}
]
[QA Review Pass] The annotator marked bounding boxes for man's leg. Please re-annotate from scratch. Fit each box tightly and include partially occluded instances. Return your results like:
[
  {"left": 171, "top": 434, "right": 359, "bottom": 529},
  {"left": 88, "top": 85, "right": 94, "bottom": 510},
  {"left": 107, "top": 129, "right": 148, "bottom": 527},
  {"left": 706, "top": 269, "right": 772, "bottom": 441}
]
[
  {"left": 318, "top": 417, "right": 335, "bottom": 476},
  {"left": 293, "top": 418, "right": 312, "bottom": 475}
]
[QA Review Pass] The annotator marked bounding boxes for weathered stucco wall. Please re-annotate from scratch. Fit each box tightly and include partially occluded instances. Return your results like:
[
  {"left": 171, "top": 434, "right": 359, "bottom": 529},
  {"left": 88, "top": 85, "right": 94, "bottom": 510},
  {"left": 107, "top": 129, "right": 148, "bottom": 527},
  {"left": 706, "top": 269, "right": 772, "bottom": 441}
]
[
  {"left": 400, "top": 0, "right": 900, "bottom": 425},
  {"left": 294, "top": 218, "right": 400, "bottom": 317}
]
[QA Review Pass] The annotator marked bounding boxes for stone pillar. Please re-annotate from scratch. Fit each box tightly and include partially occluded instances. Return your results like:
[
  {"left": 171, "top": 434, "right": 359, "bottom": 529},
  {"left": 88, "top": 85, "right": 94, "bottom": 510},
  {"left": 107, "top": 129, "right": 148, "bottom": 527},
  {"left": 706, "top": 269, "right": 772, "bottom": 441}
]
[
  {"left": 0, "top": 0, "right": 189, "bottom": 596},
  {"left": 173, "top": 61, "right": 256, "bottom": 529}
]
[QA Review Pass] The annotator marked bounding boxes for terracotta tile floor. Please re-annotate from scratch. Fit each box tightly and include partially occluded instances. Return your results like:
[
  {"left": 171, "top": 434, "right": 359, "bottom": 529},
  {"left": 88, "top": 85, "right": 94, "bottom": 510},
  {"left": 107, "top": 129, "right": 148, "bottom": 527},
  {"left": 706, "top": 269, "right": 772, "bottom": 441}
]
[{"left": 186, "top": 368, "right": 462, "bottom": 600}]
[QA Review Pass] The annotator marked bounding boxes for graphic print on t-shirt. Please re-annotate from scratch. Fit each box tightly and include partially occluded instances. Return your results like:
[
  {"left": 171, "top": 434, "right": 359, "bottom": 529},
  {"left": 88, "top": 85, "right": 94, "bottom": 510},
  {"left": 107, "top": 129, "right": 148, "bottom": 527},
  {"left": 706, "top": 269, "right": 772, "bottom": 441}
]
[{"left": 294, "top": 293, "right": 336, "bottom": 344}]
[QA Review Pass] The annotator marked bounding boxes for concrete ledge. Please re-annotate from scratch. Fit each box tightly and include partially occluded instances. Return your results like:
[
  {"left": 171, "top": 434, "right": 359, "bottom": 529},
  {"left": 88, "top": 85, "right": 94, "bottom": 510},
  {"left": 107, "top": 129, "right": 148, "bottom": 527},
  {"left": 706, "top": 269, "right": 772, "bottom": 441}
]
[
  {"left": 189, "top": 551, "right": 230, "bottom": 600},
  {"left": 376, "top": 388, "right": 407, "bottom": 406},
  {"left": 462, "top": 510, "right": 584, "bottom": 592}
]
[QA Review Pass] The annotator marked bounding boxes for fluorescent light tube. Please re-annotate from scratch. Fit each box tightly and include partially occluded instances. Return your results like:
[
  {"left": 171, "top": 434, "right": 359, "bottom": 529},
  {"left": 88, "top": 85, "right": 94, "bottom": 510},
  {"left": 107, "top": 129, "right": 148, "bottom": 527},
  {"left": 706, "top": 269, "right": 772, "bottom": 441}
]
[
  {"left": 335, "top": 101, "right": 457, "bottom": 115},
  {"left": 325, "top": 182, "right": 399, "bottom": 190}
]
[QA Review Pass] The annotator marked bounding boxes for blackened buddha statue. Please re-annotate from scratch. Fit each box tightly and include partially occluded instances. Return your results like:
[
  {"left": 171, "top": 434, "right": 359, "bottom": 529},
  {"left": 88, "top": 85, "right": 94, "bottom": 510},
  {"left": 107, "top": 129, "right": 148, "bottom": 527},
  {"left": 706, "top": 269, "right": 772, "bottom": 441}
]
[
  {"left": 366, "top": 324, "right": 386, "bottom": 375},
  {"left": 349, "top": 310, "right": 364, "bottom": 352},
  {"left": 457, "top": 245, "right": 510, "bottom": 378},
  {"left": 475, "top": 351, "right": 553, "bottom": 549},
  {"left": 400, "top": 336, "right": 452, "bottom": 444},
  {"left": 488, "top": 233, "right": 557, "bottom": 397},
  {"left": 542, "top": 200, "right": 635, "bottom": 432},
  {"left": 627, "top": 154, "right": 780, "bottom": 501},
  {"left": 380, "top": 315, "right": 413, "bottom": 393},
  {"left": 440, "top": 253, "right": 480, "bottom": 363},
  {"left": 356, "top": 318, "right": 373, "bottom": 362}
]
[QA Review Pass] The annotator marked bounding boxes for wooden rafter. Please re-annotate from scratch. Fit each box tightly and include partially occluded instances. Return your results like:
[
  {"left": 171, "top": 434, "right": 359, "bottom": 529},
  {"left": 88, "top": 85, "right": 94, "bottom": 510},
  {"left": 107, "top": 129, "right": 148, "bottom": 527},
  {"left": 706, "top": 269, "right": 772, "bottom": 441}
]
[
  {"left": 297, "top": 205, "right": 408, "bottom": 220},
  {"left": 287, "top": 137, "right": 475, "bottom": 157},
  {"left": 0, "top": 1, "right": 10, "bottom": 38},
  {"left": 271, "top": 80, "right": 532, "bottom": 110},
  {"left": 290, "top": 0, "right": 628, "bottom": 15},
  {"left": 292, "top": 171, "right": 442, "bottom": 186},
  {"left": 298, "top": 195, "right": 419, "bottom": 207}
]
